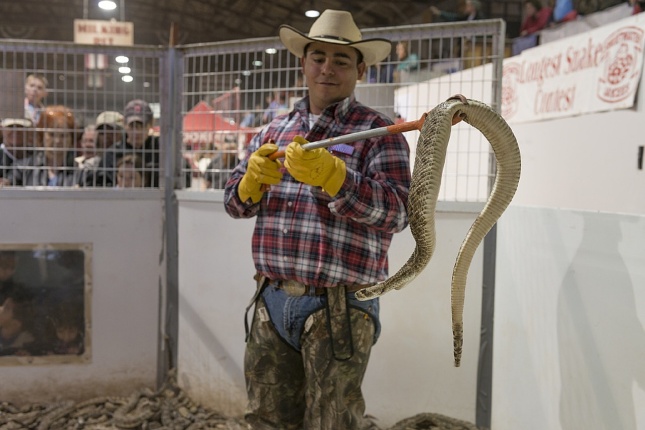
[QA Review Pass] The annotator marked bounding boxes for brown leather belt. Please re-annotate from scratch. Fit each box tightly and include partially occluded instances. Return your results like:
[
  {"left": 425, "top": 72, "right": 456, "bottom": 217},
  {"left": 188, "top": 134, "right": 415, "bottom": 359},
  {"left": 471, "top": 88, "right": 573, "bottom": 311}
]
[{"left": 270, "top": 279, "right": 371, "bottom": 297}]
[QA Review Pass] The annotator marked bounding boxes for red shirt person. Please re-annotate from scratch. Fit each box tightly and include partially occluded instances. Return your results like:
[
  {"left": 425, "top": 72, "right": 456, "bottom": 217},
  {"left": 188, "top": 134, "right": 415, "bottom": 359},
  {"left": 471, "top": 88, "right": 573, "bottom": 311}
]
[{"left": 520, "top": 0, "right": 553, "bottom": 36}]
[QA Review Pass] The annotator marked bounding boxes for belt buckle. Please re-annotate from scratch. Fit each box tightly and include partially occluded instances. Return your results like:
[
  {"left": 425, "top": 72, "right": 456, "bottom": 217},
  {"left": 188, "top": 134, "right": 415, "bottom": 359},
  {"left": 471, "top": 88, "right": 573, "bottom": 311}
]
[{"left": 282, "top": 280, "right": 307, "bottom": 297}]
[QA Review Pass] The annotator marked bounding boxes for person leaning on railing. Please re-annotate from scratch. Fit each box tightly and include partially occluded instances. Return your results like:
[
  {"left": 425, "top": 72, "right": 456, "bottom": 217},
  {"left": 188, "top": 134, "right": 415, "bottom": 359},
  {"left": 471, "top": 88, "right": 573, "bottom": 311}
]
[
  {"left": 1, "top": 118, "right": 34, "bottom": 183},
  {"left": 2, "top": 105, "right": 81, "bottom": 187}
]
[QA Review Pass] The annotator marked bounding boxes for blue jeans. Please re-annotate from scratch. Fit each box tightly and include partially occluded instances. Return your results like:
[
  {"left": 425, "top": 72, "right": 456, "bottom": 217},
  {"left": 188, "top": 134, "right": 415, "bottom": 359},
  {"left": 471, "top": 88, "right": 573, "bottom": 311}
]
[{"left": 260, "top": 281, "right": 381, "bottom": 351}]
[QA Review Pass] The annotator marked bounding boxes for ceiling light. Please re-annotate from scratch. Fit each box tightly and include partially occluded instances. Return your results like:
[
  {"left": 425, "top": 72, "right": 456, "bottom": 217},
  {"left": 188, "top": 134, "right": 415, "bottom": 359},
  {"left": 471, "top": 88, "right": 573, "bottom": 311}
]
[
  {"left": 121, "top": 75, "right": 133, "bottom": 82},
  {"left": 252, "top": 60, "right": 263, "bottom": 67},
  {"left": 98, "top": 1, "right": 117, "bottom": 10},
  {"left": 115, "top": 55, "right": 129, "bottom": 63},
  {"left": 118, "top": 66, "right": 131, "bottom": 73},
  {"left": 305, "top": 10, "right": 320, "bottom": 18},
  {"left": 242, "top": 70, "right": 251, "bottom": 77},
  {"left": 265, "top": 48, "right": 277, "bottom": 55}
]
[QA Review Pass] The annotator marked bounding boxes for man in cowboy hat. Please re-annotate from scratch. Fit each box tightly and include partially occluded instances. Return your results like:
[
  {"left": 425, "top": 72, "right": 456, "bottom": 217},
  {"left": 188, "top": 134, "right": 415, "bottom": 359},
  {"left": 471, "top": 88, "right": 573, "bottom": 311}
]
[{"left": 224, "top": 10, "right": 411, "bottom": 429}]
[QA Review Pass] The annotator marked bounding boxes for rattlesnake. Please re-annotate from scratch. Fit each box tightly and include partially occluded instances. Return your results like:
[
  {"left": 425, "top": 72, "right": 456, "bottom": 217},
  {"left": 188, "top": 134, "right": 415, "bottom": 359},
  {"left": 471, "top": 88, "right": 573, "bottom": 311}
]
[{"left": 356, "top": 95, "right": 521, "bottom": 368}]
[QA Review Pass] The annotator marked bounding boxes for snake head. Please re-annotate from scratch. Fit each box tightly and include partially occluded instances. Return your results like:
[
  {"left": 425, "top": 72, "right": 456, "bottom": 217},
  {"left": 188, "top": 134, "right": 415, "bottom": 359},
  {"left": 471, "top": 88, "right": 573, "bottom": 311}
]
[{"left": 447, "top": 94, "right": 469, "bottom": 104}]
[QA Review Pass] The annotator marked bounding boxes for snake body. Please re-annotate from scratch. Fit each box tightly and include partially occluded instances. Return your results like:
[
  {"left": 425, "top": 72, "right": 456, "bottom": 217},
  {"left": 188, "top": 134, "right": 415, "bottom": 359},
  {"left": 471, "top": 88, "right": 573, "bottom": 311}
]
[{"left": 356, "top": 96, "right": 521, "bottom": 367}]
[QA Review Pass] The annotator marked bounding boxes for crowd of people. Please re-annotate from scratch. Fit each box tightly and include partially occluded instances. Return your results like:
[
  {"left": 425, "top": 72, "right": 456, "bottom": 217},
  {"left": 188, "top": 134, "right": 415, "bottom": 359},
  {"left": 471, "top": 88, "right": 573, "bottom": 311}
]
[
  {"left": 0, "top": 74, "right": 201, "bottom": 189},
  {"left": 0, "top": 75, "right": 164, "bottom": 189},
  {"left": 513, "top": 0, "right": 639, "bottom": 54},
  {"left": 3, "top": 2, "right": 640, "bottom": 191}
]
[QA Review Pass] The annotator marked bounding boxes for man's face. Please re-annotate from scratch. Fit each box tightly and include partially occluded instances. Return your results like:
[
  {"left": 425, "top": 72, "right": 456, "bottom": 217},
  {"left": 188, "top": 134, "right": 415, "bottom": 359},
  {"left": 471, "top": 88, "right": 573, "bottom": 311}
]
[
  {"left": 81, "top": 129, "right": 96, "bottom": 158},
  {"left": 300, "top": 42, "right": 365, "bottom": 115},
  {"left": 24, "top": 77, "right": 47, "bottom": 105},
  {"left": 96, "top": 125, "right": 122, "bottom": 149},
  {"left": 125, "top": 121, "right": 150, "bottom": 148},
  {"left": 1, "top": 126, "right": 30, "bottom": 150}
]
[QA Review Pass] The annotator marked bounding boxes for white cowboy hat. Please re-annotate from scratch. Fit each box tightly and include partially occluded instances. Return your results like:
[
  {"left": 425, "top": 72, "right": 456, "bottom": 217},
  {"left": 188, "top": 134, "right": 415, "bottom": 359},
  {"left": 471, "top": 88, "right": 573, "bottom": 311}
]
[{"left": 279, "top": 9, "right": 392, "bottom": 66}]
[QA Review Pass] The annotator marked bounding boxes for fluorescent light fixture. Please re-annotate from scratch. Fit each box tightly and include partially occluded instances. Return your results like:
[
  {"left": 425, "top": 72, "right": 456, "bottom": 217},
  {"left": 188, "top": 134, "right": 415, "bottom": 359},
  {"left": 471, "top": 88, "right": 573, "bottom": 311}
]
[
  {"left": 305, "top": 10, "right": 320, "bottom": 18},
  {"left": 115, "top": 55, "right": 129, "bottom": 63},
  {"left": 98, "top": 0, "right": 117, "bottom": 10},
  {"left": 121, "top": 75, "right": 133, "bottom": 82},
  {"left": 265, "top": 48, "right": 277, "bottom": 55},
  {"left": 118, "top": 66, "right": 131, "bottom": 74},
  {"left": 252, "top": 60, "right": 263, "bottom": 67}
]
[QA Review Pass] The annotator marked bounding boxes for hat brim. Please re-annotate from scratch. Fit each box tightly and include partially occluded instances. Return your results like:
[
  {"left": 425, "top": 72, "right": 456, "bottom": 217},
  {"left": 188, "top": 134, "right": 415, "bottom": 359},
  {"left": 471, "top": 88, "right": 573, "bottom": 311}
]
[
  {"left": 126, "top": 116, "right": 146, "bottom": 125},
  {"left": 1, "top": 118, "right": 32, "bottom": 128},
  {"left": 279, "top": 25, "right": 392, "bottom": 67}
]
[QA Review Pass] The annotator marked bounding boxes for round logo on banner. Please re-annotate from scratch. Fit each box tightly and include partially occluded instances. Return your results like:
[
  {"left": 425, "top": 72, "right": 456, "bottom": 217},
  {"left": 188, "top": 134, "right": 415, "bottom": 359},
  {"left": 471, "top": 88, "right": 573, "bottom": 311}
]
[
  {"left": 598, "top": 26, "right": 644, "bottom": 103},
  {"left": 501, "top": 62, "right": 521, "bottom": 120}
]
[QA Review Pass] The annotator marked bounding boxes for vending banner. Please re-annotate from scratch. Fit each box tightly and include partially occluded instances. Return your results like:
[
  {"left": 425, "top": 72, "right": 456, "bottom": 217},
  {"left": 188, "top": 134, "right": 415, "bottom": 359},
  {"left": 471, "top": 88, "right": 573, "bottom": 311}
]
[{"left": 502, "top": 13, "right": 645, "bottom": 124}]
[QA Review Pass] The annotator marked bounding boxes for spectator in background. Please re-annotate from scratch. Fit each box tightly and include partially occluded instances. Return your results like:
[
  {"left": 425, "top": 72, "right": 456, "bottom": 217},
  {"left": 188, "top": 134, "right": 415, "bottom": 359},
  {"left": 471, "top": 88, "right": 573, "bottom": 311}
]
[
  {"left": 24, "top": 74, "right": 48, "bottom": 125},
  {"left": 97, "top": 99, "right": 159, "bottom": 187},
  {"left": 513, "top": 0, "right": 555, "bottom": 55},
  {"left": 393, "top": 41, "right": 420, "bottom": 83},
  {"left": 48, "top": 300, "right": 85, "bottom": 355},
  {"left": 1, "top": 118, "right": 33, "bottom": 180},
  {"left": 115, "top": 154, "right": 149, "bottom": 188},
  {"left": 262, "top": 91, "right": 288, "bottom": 123},
  {"left": 3, "top": 105, "right": 80, "bottom": 187},
  {"left": 95, "top": 111, "right": 125, "bottom": 152},
  {"left": 430, "top": 0, "right": 486, "bottom": 21},
  {"left": 629, "top": 0, "right": 645, "bottom": 14},
  {"left": 520, "top": 0, "right": 553, "bottom": 36},
  {"left": 202, "top": 141, "right": 238, "bottom": 189},
  {"left": 75, "top": 124, "right": 97, "bottom": 169},
  {"left": 550, "top": 0, "right": 578, "bottom": 24},
  {"left": 0, "top": 289, "right": 35, "bottom": 356},
  {"left": 81, "top": 111, "right": 125, "bottom": 186}
]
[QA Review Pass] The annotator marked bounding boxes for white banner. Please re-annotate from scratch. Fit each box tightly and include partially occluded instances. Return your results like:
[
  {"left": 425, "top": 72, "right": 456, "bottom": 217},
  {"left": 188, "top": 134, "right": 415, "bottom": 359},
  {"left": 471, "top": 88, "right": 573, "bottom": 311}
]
[
  {"left": 502, "top": 13, "right": 645, "bottom": 124},
  {"left": 74, "top": 19, "right": 134, "bottom": 46}
]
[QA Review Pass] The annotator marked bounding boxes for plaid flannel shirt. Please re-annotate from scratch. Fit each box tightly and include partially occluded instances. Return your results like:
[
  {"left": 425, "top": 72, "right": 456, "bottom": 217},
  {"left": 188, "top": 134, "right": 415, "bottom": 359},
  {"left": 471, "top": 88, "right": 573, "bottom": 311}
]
[{"left": 224, "top": 95, "right": 411, "bottom": 288}]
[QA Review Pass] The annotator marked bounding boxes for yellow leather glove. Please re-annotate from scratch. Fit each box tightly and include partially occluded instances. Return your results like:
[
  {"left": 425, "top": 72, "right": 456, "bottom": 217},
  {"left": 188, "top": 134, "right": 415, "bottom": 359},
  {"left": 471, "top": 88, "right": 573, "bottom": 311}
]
[
  {"left": 284, "top": 135, "right": 346, "bottom": 197},
  {"left": 238, "top": 143, "right": 283, "bottom": 203}
]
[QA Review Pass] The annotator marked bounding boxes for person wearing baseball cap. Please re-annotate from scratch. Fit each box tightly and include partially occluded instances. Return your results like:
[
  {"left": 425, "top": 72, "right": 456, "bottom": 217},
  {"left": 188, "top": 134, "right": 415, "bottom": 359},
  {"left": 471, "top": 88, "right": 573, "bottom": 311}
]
[
  {"left": 91, "top": 99, "right": 161, "bottom": 187},
  {"left": 95, "top": 111, "right": 125, "bottom": 151},
  {"left": 224, "top": 10, "right": 411, "bottom": 429},
  {"left": 79, "top": 111, "right": 125, "bottom": 186}
]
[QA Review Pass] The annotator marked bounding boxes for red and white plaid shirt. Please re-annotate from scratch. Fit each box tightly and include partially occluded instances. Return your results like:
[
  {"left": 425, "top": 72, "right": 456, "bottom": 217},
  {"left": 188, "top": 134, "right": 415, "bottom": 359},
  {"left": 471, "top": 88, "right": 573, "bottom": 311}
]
[{"left": 224, "top": 95, "right": 411, "bottom": 288}]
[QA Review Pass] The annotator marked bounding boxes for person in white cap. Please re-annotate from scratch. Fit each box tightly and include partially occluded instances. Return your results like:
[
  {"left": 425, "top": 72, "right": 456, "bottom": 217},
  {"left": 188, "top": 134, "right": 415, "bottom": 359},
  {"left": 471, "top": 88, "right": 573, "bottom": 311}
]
[
  {"left": 224, "top": 9, "right": 411, "bottom": 429},
  {"left": 80, "top": 111, "right": 125, "bottom": 186},
  {"left": 1, "top": 118, "right": 33, "bottom": 183}
]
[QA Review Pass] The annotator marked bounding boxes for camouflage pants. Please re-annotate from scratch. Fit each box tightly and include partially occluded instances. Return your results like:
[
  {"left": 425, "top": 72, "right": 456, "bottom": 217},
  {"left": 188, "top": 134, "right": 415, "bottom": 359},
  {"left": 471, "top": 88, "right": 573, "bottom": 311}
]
[{"left": 244, "top": 284, "right": 379, "bottom": 430}]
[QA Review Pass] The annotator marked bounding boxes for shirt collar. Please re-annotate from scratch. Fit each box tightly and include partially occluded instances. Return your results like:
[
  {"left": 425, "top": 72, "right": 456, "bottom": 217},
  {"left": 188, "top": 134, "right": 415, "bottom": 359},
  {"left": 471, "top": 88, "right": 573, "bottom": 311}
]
[{"left": 293, "top": 94, "right": 356, "bottom": 124}]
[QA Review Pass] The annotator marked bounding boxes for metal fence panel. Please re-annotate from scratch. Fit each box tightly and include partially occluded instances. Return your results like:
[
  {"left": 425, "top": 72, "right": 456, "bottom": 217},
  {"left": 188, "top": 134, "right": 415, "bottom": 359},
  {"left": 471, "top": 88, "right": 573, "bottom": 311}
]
[{"left": 0, "top": 19, "right": 505, "bottom": 201}]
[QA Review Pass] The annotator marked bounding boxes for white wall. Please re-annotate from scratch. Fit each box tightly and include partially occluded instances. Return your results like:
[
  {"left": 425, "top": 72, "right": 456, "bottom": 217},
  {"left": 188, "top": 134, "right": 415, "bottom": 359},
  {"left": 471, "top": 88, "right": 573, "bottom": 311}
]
[
  {"left": 177, "top": 191, "right": 487, "bottom": 426},
  {"left": 510, "top": 108, "right": 645, "bottom": 215},
  {"left": 495, "top": 206, "right": 645, "bottom": 430},
  {"left": 0, "top": 189, "right": 164, "bottom": 404}
]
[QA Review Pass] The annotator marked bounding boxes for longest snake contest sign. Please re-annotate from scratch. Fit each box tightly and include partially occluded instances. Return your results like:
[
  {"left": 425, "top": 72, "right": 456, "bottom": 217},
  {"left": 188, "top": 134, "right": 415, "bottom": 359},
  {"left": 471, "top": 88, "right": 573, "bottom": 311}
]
[{"left": 502, "top": 12, "right": 645, "bottom": 124}]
